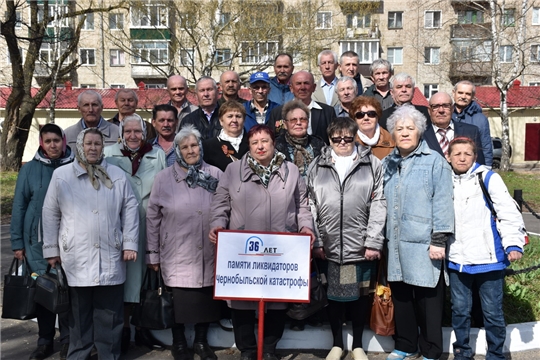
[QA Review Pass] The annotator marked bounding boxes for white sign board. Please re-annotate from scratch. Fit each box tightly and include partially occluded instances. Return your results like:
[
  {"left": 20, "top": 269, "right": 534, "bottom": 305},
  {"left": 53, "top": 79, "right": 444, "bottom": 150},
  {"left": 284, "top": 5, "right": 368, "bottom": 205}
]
[{"left": 214, "top": 230, "right": 311, "bottom": 302}]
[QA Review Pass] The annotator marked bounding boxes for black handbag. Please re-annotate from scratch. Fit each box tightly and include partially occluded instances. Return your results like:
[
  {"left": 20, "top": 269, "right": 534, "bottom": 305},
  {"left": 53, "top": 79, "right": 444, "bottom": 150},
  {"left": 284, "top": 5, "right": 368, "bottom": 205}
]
[
  {"left": 34, "top": 264, "right": 70, "bottom": 314},
  {"left": 286, "top": 259, "right": 328, "bottom": 320},
  {"left": 2, "top": 257, "right": 37, "bottom": 320},
  {"left": 131, "top": 268, "right": 175, "bottom": 330}
]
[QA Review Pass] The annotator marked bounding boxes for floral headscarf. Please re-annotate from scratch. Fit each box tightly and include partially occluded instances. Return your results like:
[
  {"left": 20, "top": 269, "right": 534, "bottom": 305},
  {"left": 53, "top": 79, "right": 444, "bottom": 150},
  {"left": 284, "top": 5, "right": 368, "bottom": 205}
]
[{"left": 75, "top": 128, "right": 113, "bottom": 190}]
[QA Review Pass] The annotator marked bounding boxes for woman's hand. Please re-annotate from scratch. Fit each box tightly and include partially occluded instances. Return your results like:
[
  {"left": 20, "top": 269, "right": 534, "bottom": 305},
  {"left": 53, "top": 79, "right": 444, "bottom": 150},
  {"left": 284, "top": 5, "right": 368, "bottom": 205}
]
[
  {"left": 508, "top": 251, "right": 522, "bottom": 262},
  {"left": 312, "top": 247, "right": 326, "bottom": 260},
  {"left": 209, "top": 226, "right": 224, "bottom": 244},
  {"left": 429, "top": 245, "right": 445, "bottom": 260},
  {"left": 147, "top": 263, "right": 160, "bottom": 272},
  {"left": 123, "top": 250, "right": 137, "bottom": 262},
  {"left": 364, "top": 248, "right": 381, "bottom": 261},
  {"left": 13, "top": 249, "right": 25, "bottom": 260},
  {"left": 300, "top": 227, "right": 315, "bottom": 248},
  {"left": 47, "top": 257, "right": 61, "bottom": 268}
]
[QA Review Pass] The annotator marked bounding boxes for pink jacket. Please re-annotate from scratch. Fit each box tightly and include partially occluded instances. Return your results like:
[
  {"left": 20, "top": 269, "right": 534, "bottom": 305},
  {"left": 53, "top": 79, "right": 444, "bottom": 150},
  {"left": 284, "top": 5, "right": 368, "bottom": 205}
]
[
  {"left": 146, "top": 162, "right": 222, "bottom": 288},
  {"left": 210, "top": 155, "right": 313, "bottom": 309}
]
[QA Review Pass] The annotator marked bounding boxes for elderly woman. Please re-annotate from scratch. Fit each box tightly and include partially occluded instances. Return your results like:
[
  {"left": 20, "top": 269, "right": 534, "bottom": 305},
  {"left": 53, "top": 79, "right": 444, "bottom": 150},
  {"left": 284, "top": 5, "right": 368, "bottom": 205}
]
[
  {"left": 350, "top": 96, "right": 395, "bottom": 160},
  {"left": 146, "top": 125, "right": 222, "bottom": 360},
  {"left": 209, "top": 124, "right": 314, "bottom": 360},
  {"left": 42, "top": 127, "right": 139, "bottom": 360},
  {"left": 446, "top": 137, "right": 525, "bottom": 360},
  {"left": 307, "top": 117, "right": 386, "bottom": 360},
  {"left": 382, "top": 104, "right": 454, "bottom": 360},
  {"left": 275, "top": 100, "right": 325, "bottom": 178},
  {"left": 10, "top": 124, "right": 74, "bottom": 360},
  {"left": 104, "top": 114, "right": 166, "bottom": 352},
  {"left": 202, "top": 100, "right": 249, "bottom": 172}
]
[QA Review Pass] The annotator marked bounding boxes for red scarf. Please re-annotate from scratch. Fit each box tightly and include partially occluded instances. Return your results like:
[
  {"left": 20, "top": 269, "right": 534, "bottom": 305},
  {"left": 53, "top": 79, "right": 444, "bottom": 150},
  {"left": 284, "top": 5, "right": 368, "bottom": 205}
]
[{"left": 120, "top": 142, "right": 154, "bottom": 176}]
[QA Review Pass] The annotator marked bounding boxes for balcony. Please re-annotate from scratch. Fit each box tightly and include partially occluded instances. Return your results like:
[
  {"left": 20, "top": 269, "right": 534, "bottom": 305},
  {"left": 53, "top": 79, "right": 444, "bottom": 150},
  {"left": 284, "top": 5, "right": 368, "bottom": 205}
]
[
  {"left": 449, "top": 60, "right": 492, "bottom": 80},
  {"left": 450, "top": 23, "right": 491, "bottom": 39},
  {"left": 131, "top": 64, "right": 169, "bottom": 79}
]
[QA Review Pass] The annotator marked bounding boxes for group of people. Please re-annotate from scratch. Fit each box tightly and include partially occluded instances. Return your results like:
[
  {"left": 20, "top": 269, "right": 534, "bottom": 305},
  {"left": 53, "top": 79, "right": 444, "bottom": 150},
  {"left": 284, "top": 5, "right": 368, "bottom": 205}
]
[{"left": 10, "top": 49, "right": 526, "bottom": 360}]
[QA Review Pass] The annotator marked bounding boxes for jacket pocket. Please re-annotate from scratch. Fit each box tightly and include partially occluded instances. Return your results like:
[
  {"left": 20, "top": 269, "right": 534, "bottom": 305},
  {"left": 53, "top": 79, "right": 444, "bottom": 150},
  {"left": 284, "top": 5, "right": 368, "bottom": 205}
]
[{"left": 400, "top": 213, "right": 431, "bottom": 244}]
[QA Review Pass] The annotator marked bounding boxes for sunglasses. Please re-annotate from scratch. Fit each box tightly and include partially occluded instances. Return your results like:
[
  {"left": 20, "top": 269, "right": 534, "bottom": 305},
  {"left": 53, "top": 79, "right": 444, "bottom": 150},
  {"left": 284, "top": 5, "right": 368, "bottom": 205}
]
[
  {"left": 330, "top": 136, "right": 355, "bottom": 144},
  {"left": 354, "top": 111, "right": 378, "bottom": 119}
]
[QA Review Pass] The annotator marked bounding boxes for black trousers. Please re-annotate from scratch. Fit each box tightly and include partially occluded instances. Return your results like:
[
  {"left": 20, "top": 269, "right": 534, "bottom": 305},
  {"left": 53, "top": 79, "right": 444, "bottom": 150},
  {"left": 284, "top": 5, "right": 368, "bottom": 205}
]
[
  {"left": 36, "top": 303, "right": 70, "bottom": 346},
  {"left": 230, "top": 308, "right": 286, "bottom": 354},
  {"left": 390, "top": 272, "right": 445, "bottom": 360}
]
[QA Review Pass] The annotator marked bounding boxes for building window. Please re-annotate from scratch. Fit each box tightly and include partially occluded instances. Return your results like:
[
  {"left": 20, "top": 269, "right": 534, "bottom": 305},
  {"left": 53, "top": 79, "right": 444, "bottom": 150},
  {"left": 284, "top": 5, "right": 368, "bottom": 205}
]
[
  {"left": 132, "top": 41, "right": 169, "bottom": 64},
  {"left": 387, "top": 47, "right": 403, "bottom": 65},
  {"left": 499, "top": 45, "right": 513, "bottom": 63},
  {"left": 37, "top": 4, "right": 69, "bottom": 28},
  {"left": 531, "top": 45, "right": 540, "bottom": 62},
  {"left": 424, "top": 84, "right": 439, "bottom": 99},
  {"left": 424, "top": 10, "right": 441, "bottom": 28},
  {"left": 14, "top": 10, "right": 22, "bottom": 28},
  {"left": 457, "top": 10, "right": 483, "bottom": 24},
  {"left": 80, "top": 49, "right": 96, "bottom": 65},
  {"left": 111, "top": 84, "right": 125, "bottom": 89},
  {"left": 241, "top": 42, "right": 277, "bottom": 64},
  {"left": 218, "top": 12, "right": 230, "bottom": 26},
  {"left": 529, "top": 82, "right": 540, "bottom": 86},
  {"left": 533, "top": 8, "right": 540, "bottom": 25},
  {"left": 341, "top": 40, "right": 379, "bottom": 64},
  {"left": 146, "top": 83, "right": 165, "bottom": 89},
  {"left": 131, "top": 4, "right": 168, "bottom": 28},
  {"left": 109, "top": 13, "right": 124, "bottom": 30},
  {"left": 80, "top": 84, "right": 96, "bottom": 88},
  {"left": 286, "top": 12, "right": 301, "bottom": 28},
  {"left": 215, "top": 48, "right": 232, "bottom": 66},
  {"left": 179, "top": 49, "right": 194, "bottom": 66},
  {"left": 388, "top": 12, "right": 403, "bottom": 29},
  {"left": 346, "top": 13, "right": 371, "bottom": 28},
  {"left": 110, "top": 49, "right": 125, "bottom": 66},
  {"left": 316, "top": 11, "right": 332, "bottom": 29},
  {"left": 503, "top": 9, "right": 515, "bottom": 26},
  {"left": 424, "top": 47, "right": 440, "bottom": 64},
  {"left": 178, "top": 12, "right": 196, "bottom": 29},
  {"left": 453, "top": 40, "right": 491, "bottom": 62},
  {"left": 80, "top": 13, "right": 94, "bottom": 30}
]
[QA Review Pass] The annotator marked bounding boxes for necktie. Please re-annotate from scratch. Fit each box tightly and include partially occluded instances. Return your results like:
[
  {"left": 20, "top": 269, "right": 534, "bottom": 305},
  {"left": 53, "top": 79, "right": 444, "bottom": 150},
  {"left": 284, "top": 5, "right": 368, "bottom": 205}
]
[{"left": 438, "top": 128, "right": 449, "bottom": 155}]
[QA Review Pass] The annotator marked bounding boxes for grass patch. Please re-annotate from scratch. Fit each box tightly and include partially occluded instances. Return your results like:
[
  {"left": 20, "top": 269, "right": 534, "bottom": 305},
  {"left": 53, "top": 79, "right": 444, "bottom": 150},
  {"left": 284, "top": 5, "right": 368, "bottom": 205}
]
[
  {"left": 498, "top": 170, "right": 540, "bottom": 212},
  {"left": 1, "top": 171, "right": 18, "bottom": 219}
]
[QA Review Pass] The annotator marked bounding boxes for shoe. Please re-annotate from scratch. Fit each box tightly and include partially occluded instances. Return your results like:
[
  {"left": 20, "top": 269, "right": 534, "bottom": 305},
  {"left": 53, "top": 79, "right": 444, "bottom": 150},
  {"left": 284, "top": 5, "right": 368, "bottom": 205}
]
[
  {"left": 219, "top": 318, "right": 234, "bottom": 331},
  {"left": 240, "top": 351, "right": 256, "bottom": 360},
  {"left": 289, "top": 319, "right": 305, "bottom": 331},
  {"left": 121, "top": 327, "right": 131, "bottom": 354},
  {"left": 59, "top": 344, "right": 69, "bottom": 360},
  {"left": 193, "top": 342, "right": 217, "bottom": 360},
  {"left": 422, "top": 358, "right": 438, "bottom": 360},
  {"left": 326, "top": 346, "right": 343, "bottom": 360},
  {"left": 352, "top": 348, "right": 368, "bottom": 360},
  {"left": 263, "top": 352, "right": 280, "bottom": 360},
  {"left": 29, "top": 344, "right": 54, "bottom": 360},
  {"left": 171, "top": 342, "right": 192, "bottom": 360},
  {"left": 386, "top": 350, "right": 419, "bottom": 360}
]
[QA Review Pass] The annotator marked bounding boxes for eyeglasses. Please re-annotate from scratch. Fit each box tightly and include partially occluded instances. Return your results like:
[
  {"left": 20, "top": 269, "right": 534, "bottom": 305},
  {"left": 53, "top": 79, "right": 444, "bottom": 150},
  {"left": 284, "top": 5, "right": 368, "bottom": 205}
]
[
  {"left": 430, "top": 103, "right": 453, "bottom": 110},
  {"left": 354, "top": 111, "right": 378, "bottom": 119},
  {"left": 285, "top": 117, "right": 309, "bottom": 123},
  {"left": 330, "top": 136, "right": 355, "bottom": 144}
]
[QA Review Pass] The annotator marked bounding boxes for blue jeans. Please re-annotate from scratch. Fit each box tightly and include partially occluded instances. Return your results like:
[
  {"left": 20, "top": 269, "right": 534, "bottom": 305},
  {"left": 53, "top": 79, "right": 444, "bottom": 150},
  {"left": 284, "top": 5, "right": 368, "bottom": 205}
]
[{"left": 449, "top": 269, "right": 506, "bottom": 360}]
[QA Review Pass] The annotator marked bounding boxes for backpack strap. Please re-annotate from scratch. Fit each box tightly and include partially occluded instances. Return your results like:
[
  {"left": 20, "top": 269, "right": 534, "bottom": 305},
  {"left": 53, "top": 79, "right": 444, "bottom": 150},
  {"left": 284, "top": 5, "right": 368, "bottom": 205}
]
[{"left": 477, "top": 171, "right": 497, "bottom": 219}]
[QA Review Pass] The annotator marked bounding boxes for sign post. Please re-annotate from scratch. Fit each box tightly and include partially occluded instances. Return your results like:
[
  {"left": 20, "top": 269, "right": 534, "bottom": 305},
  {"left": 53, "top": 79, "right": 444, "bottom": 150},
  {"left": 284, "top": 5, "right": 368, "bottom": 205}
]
[{"left": 214, "top": 230, "right": 311, "bottom": 360}]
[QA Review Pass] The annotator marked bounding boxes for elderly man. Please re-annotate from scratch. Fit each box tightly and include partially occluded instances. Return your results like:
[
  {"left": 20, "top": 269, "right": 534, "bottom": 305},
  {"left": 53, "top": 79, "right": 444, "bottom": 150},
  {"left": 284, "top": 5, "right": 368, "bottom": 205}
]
[
  {"left": 363, "top": 59, "right": 394, "bottom": 110},
  {"left": 268, "top": 53, "right": 295, "bottom": 105},
  {"left": 339, "top": 51, "right": 372, "bottom": 96},
  {"left": 166, "top": 75, "right": 197, "bottom": 129},
  {"left": 313, "top": 50, "right": 339, "bottom": 106},
  {"left": 108, "top": 88, "right": 156, "bottom": 139},
  {"left": 452, "top": 80, "right": 493, "bottom": 167},
  {"left": 181, "top": 76, "right": 221, "bottom": 140},
  {"left": 65, "top": 90, "right": 119, "bottom": 147},
  {"left": 218, "top": 70, "right": 247, "bottom": 105},
  {"left": 269, "top": 70, "right": 336, "bottom": 144},
  {"left": 423, "top": 92, "right": 485, "bottom": 164},
  {"left": 244, "top": 72, "right": 279, "bottom": 131},
  {"left": 380, "top": 73, "right": 430, "bottom": 130},
  {"left": 150, "top": 104, "right": 178, "bottom": 167},
  {"left": 334, "top": 77, "right": 357, "bottom": 117}
]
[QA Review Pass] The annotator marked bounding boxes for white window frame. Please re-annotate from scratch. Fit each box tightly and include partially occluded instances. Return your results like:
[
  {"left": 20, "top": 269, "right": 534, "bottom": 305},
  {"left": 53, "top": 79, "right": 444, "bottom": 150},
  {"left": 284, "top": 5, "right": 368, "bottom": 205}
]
[
  {"left": 215, "top": 48, "right": 232, "bottom": 66},
  {"left": 316, "top": 11, "right": 332, "bottom": 29},
  {"left": 240, "top": 41, "right": 277, "bottom": 65},
  {"left": 14, "top": 10, "right": 23, "bottom": 29},
  {"left": 531, "top": 45, "right": 540, "bottom": 62},
  {"left": 39, "top": 43, "right": 54, "bottom": 64},
  {"left": 499, "top": 45, "right": 513, "bottom": 63},
  {"left": 503, "top": 9, "right": 515, "bottom": 26},
  {"left": 79, "top": 48, "right": 96, "bottom": 66},
  {"left": 178, "top": 12, "right": 195, "bottom": 30},
  {"left": 36, "top": 4, "right": 69, "bottom": 28},
  {"left": 179, "top": 48, "right": 195, "bottom": 66},
  {"left": 424, "top": 10, "right": 442, "bottom": 29},
  {"left": 146, "top": 83, "right": 166, "bottom": 89},
  {"left": 457, "top": 9, "right": 483, "bottom": 24},
  {"left": 218, "top": 12, "right": 230, "bottom": 27},
  {"left": 529, "top": 82, "right": 540, "bottom": 86},
  {"left": 80, "top": 13, "right": 94, "bottom": 30},
  {"left": 346, "top": 13, "right": 371, "bottom": 28},
  {"left": 110, "top": 84, "right": 125, "bottom": 89},
  {"left": 387, "top": 47, "right": 403, "bottom": 65},
  {"left": 110, "top": 49, "right": 125, "bottom": 66},
  {"left": 131, "top": 3, "right": 168, "bottom": 28},
  {"left": 424, "top": 84, "right": 439, "bottom": 99},
  {"left": 340, "top": 40, "right": 379, "bottom": 64},
  {"left": 109, "top": 13, "right": 124, "bottom": 30},
  {"left": 80, "top": 84, "right": 96, "bottom": 88},
  {"left": 533, "top": 8, "right": 540, "bottom": 25},
  {"left": 388, "top": 12, "right": 403, "bottom": 29},
  {"left": 131, "top": 40, "right": 169, "bottom": 64},
  {"left": 424, "top": 47, "right": 440, "bottom": 64},
  {"left": 286, "top": 12, "right": 301, "bottom": 29}
]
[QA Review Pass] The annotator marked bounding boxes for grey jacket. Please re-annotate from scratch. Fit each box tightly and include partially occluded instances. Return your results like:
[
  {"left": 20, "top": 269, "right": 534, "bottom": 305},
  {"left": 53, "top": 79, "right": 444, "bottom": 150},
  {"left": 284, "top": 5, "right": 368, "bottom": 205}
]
[
  {"left": 64, "top": 118, "right": 120, "bottom": 148},
  {"left": 307, "top": 145, "right": 386, "bottom": 264}
]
